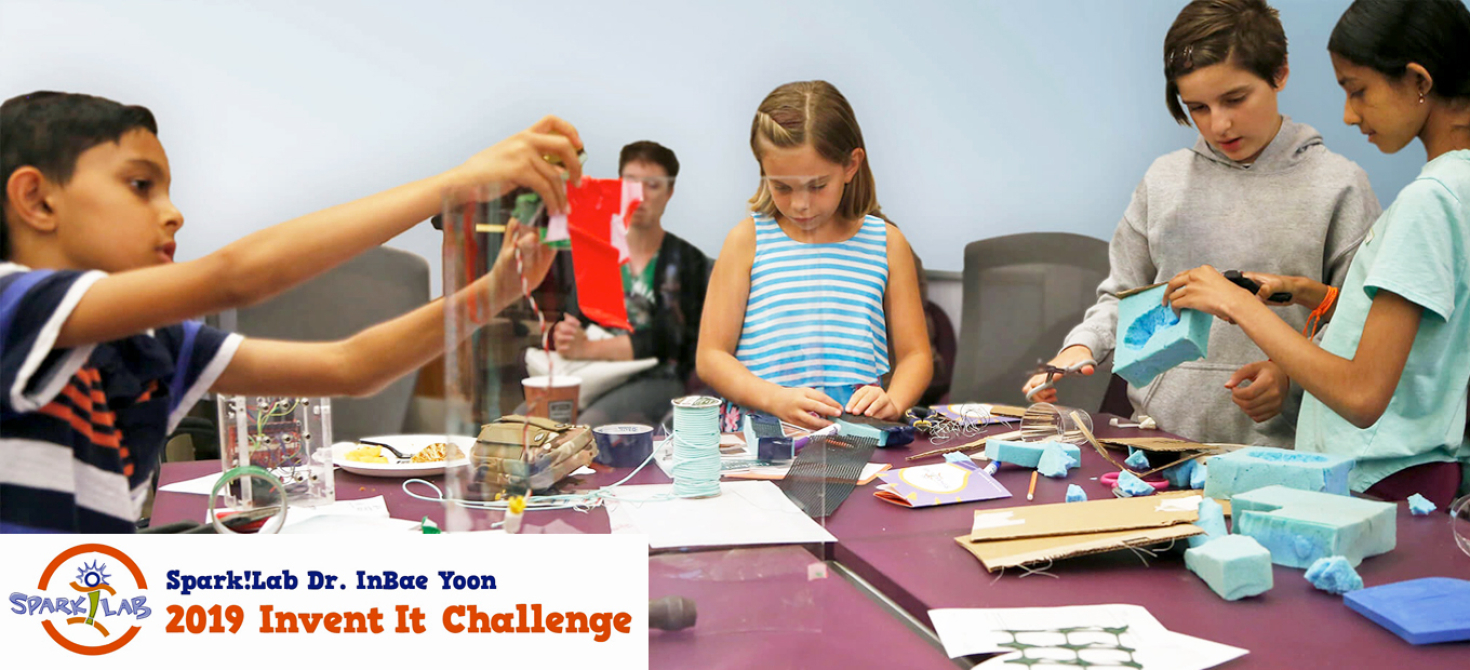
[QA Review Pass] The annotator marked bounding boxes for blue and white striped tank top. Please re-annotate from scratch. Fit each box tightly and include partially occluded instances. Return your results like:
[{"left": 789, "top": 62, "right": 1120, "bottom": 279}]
[{"left": 736, "top": 213, "right": 890, "bottom": 399}]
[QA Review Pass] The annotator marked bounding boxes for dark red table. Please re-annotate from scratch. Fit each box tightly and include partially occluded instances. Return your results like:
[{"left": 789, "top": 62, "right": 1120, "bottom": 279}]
[{"left": 832, "top": 416, "right": 1470, "bottom": 669}]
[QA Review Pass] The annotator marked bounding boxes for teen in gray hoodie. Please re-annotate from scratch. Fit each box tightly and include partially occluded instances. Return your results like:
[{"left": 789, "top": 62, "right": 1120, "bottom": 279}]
[{"left": 1024, "top": 0, "right": 1380, "bottom": 447}]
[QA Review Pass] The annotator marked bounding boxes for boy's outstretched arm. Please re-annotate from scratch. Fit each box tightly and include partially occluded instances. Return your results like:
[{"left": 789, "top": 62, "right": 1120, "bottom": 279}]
[
  {"left": 54, "top": 116, "right": 582, "bottom": 350},
  {"left": 212, "top": 220, "right": 553, "bottom": 397}
]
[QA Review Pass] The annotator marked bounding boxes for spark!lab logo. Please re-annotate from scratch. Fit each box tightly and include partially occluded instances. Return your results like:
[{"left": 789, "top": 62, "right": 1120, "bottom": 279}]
[{"left": 7, "top": 544, "right": 151, "bottom": 655}]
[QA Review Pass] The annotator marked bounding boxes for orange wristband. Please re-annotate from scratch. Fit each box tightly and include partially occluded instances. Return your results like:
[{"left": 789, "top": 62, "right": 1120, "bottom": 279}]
[{"left": 1302, "top": 286, "right": 1339, "bottom": 339}]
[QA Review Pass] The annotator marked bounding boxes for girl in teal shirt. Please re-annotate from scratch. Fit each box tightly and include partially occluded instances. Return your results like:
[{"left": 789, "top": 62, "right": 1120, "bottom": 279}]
[{"left": 1165, "top": 0, "right": 1470, "bottom": 507}]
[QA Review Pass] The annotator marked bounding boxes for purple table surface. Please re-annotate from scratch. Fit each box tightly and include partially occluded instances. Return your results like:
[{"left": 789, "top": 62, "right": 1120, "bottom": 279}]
[
  {"left": 651, "top": 546, "right": 956, "bottom": 669},
  {"left": 831, "top": 414, "right": 1470, "bottom": 669}
]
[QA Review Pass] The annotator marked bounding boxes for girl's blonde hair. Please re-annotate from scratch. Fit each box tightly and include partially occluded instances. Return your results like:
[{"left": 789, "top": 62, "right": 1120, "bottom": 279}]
[{"left": 748, "top": 80, "right": 883, "bottom": 222}]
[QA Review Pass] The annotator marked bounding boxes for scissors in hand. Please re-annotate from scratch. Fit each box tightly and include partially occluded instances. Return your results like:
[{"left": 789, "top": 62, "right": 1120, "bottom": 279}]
[{"left": 1026, "top": 358, "right": 1097, "bottom": 402}]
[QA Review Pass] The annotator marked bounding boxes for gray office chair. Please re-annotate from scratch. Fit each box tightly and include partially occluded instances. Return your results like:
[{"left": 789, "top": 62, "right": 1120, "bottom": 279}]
[
  {"left": 219, "top": 246, "right": 431, "bottom": 442},
  {"left": 951, "top": 232, "right": 1113, "bottom": 410}
]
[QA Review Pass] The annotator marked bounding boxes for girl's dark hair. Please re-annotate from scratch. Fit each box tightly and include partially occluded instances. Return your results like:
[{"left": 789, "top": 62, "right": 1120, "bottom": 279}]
[
  {"left": 1, "top": 91, "right": 158, "bottom": 260},
  {"left": 1328, "top": 0, "right": 1470, "bottom": 102},
  {"left": 1163, "top": 0, "right": 1288, "bottom": 126}
]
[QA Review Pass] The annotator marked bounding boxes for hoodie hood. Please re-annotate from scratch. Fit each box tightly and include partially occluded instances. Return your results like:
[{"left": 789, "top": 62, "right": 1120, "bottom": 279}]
[{"left": 1190, "top": 115, "right": 1324, "bottom": 174}]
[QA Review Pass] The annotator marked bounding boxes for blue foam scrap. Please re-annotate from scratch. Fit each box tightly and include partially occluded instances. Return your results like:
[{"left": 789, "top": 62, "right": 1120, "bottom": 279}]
[
  {"left": 986, "top": 440, "right": 1080, "bottom": 469},
  {"left": 1115, "top": 470, "right": 1156, "bottom": 497},
  {"left": 1202, "top": 446, "right": 1354, "bottom": 500},
  {"left": 1124, "top": 449, "right": 1150, "bottom": 470},
  {"left": 1407, "top": 493, "right": 1436, "bottom": 516},
  {"left": 1305, "top": 556, "right": 1364, "bottom": 594},
  {"left": 1037, "top": 443, "right": 1079, "bottom": 478},
  {"left": 1231, "top": 485, "right": 1396, "bottom": 568},
  {"left": 1163, "top": 458, "right": 1198, "bottom": 489},
  {"left": 1114, "top": 285, "right": 1212, "bottom": 387},
  {"left": 1184, "top": 535, "right": 1274, "bottom": 601},
  {"left": 1190, "top": 461, "right": 1207, "bottom": 490},
  {"left": 1065, "top": 484, "right": 1087, "bottom": 503},
  {"left": 1189, "top": 497, "right": 1228, "bottom": 548}
]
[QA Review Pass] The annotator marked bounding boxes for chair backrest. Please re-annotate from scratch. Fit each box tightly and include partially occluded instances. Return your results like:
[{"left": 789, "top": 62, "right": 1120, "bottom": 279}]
[
  {"left": 951, "top": 232, "right": 1113, "bottom": 409},
  {"left": 222, "top": 246, "right": 431, "bottom": 442}
]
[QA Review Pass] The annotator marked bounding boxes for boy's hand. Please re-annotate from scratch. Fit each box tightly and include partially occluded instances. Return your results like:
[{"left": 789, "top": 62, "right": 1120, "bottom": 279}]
[
  {"left": 846, "top": 385, "right": 899, "bottom": 420},
  {"left": 771, "top": 387, "right": 842, "bottom": 431},
  {"left": 1164, "top": 265, "right": 1253, "bottom": 323},
  {"left": 455, "top": 116, "right": 584, "bottom": 214},
  {"left": 1226, "top": 360, "right": 1288, "bottom": 423},
  {"left": 1022, "top": 345, "right": 1095, "bottom": 404},
  {"left": 553, "top": 314, "right": 589, "bottom": 359},
  {"left": 486, "top": 219, "right": 554, "bottom": 309}
]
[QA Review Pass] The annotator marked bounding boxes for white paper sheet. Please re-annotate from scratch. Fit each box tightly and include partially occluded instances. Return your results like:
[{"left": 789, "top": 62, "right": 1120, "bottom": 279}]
[
  {"left": 929, "top": 605, "right": 1246, "bottom": 670},
  {"left": 158, "top": 472, "right": 226, "bottom": 495},
  {"left": 605, "top": 480, "right": 836, "bottom": 549}
]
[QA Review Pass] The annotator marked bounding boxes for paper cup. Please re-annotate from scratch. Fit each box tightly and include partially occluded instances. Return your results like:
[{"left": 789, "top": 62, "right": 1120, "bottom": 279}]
[{"left": 523, "top": 375, "right": 581, "bottom": 425}]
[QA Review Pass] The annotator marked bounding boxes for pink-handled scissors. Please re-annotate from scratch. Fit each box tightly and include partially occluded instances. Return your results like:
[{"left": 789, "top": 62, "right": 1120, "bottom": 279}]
[{"left": 1099, "top": 471, "right": 1170, "bottom": 490}]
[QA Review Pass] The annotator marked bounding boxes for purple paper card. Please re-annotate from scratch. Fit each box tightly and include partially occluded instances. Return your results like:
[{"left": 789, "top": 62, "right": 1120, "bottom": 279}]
[{"left": 874, "top": 459, "right": 1012, "bottom": 508}]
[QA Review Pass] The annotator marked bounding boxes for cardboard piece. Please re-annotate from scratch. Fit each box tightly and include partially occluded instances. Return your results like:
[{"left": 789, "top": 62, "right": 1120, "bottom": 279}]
[
  {"left": 1102, "top": 437, "right": 1219, "bottom": 453},
  {"left": 969, "top": 490, "right": 1203, "bottom": 542},
  {"left": 1074, "top": 412, "right": 1217, "bottom": 479},
  {"left": 955, "top": 525, "right": 1203, "bottom": 572}
]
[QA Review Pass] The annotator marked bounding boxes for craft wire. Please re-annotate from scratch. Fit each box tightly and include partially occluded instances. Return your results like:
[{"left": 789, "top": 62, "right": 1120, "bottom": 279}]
[{"left": 401, "top": 441, "right": 671, "bottom": 512}]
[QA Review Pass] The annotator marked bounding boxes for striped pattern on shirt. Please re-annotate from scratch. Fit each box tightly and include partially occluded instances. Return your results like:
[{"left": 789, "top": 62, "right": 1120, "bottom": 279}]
[{"left": 735, "top": 213, "right": 891, "bottom": 389}]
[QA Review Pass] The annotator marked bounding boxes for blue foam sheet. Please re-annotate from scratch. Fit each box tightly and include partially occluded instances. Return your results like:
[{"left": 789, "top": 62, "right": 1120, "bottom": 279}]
[{"left": 1345, "top": 578, "right": 1470, "bottom": 645}]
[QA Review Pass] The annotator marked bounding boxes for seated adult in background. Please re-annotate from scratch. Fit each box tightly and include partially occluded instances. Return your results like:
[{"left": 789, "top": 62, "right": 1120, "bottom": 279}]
[{"left": 552, "top": 141, "right": 711, "bottom": 425}]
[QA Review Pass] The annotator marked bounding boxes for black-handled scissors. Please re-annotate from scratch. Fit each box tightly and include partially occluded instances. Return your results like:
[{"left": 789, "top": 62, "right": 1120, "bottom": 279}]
[{"left": 1223, "top": 270, "right": 1292, "bottom": 304}]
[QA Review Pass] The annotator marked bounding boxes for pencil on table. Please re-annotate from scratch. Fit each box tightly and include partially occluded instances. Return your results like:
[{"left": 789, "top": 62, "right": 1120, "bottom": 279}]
[{"left": 1027, "top": 470, "right": 1038, "bottom": 501}]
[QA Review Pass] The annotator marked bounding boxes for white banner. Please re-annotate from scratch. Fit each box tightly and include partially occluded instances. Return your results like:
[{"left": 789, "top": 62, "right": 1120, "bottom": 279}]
[{"left": 1, "top": 535, "right": 647, "bottom": 668}]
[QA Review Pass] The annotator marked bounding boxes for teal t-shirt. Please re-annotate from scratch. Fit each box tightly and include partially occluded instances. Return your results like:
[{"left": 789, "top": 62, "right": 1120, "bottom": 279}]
[{"left": 1297, "top": 150, "right": 1470, "bottom": 491}]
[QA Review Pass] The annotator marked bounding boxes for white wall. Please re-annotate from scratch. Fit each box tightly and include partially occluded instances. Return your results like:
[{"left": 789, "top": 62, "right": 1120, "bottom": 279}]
[{"left": 1, "top": 0, "right": 1426, "bottom": 294}]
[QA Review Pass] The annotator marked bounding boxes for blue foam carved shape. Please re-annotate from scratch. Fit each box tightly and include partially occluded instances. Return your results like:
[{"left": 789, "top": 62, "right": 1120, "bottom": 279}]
[
  {"left": 986, "top": 440, "right": 1080, "bottom": 469},
  {"left": 1065, "top": 484, "right": 1087, "bottom": 503},
  {"left": 1115, "top": 470, "right": 1156, "bottom": 497},
  {"left": 1114, "top": 285, "right": 1211, "bottom": 387},
  {"left": 1184, "top": 535, "right": 1274, "bottom": 601},
  {"left": 1305, "top": 556, "right": 1364, "bottom": 594},
  {"left": 1037, "top": 443, "right": 1079, "bottom": 478},
  {"left": 1189, "top": 496, "right": 1228, "bottom": 548},
  {"left": 1124, "top": 449, "right": 1150, "bottom": 470},
  {"left": 1202, "top": 446, "right": 1354, "bottom": 500},
  {"left": 1231, "top": 485, "right": 1396, "bottom": 568},
  {"left": 1407, "top": 493, "right": 1436, "bottom": 516}
]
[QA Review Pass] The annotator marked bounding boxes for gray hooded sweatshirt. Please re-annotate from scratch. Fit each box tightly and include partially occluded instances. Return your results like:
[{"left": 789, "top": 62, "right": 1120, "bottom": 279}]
[{"left": 1063, "top": 117, "right": 1380, "bottom": 447}]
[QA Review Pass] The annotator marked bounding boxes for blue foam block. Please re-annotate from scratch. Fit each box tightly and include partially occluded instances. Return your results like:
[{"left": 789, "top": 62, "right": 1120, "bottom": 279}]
[
  {"left": 1184, "top": 535, "right": 1274, "bottom": 601},
  {"left": 1305, "top": 556, "right": 1363, "bottom": 594},
  {"left": 1115, "top": 470, "right": 1157, "bottom": 497},
  {"left": 1203, "top": 446, "right": 1354, "bottom": 500},
  {"left": 1407, "top": 493, "right": 1436, "bottom": 516},
  {"left": 1232, "top": 485, "right": 1396, "bottom": 568},
  {"left": 1189, "top": 497, "right": 1228, "bottom": 548},
  {"left": 1037, "top": 443, "right": 1079, "bottom": 478},
  {"left": 1164, "top": 458, "right": 1198, "bottom": 489},
  {"left": 1345, "top": 578, "right": 1470, "bottom": 645},
  {"left": 1124, "top": 449, "right": 1150, "bottom": 470},
  {"left": 1114, "top": 285, "right": 1211, "bottom": 387},
  {"left": 1065, "top": 484, "right": 1087, "bottom": 503},
  {"left": 986, "top": 440, "right": 1080, "bottom": 469}
]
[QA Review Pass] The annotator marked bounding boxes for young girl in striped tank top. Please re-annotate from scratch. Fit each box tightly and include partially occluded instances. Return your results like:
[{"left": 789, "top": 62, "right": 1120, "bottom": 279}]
[{"left": 697, "top": 80, "right": 932, "bottom": 430}]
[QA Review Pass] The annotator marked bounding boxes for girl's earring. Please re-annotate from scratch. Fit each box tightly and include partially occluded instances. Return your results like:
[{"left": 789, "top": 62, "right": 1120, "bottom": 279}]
[{"left": 1420, "top": 92, "right": 1426, "bottom": 104}]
